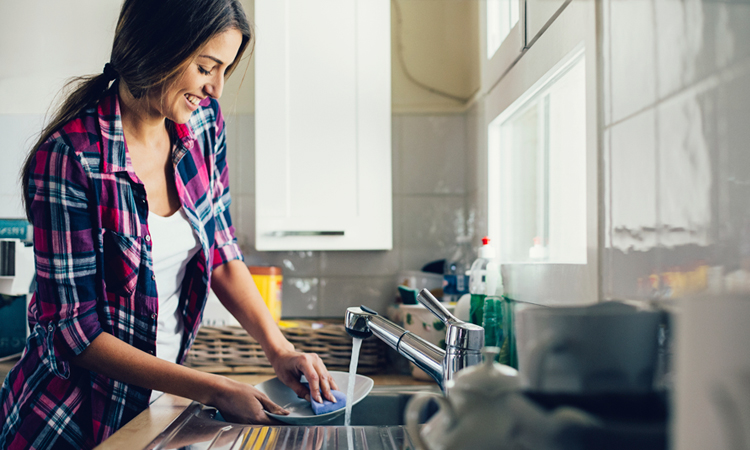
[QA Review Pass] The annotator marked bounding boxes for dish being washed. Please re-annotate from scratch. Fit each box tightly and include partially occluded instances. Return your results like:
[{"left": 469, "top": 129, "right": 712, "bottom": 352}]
[{"left": 255, "top": 371, "right": 374, "bottom": 425}]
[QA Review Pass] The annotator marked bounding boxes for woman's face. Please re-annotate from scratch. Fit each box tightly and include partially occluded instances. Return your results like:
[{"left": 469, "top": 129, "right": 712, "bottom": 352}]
[{"left": 157, "top": 28, "right": 243, "bottom": 124}]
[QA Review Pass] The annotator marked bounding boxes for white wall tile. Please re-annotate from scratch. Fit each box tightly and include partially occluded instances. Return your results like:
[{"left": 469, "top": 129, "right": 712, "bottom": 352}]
[
  {"left": 319, "top": 250, "right": 400, "bottom": 277},
  {"left": 233, "top": 114, "right": 255, "bottom": 196},
  {"left": 245, "top": 250, "right": 321, "bottom": 278},
  {"left": 232, "top": 194, "right": 255, "bottom": 253},
  {"left": 399, "top": 115, "right": 467, "bottom": 195},
  {"left": 608, "top": 109, "right": 658, "bottom": 253},
  {"left": 657, "top": 85, "right": 716, "bottom": 250},
  {"left": 399, "top": 194, "right": 468, "bottom": 271},
  {"left": 608, "top": 0, "right": 657, "bottom": 123},
  {"left": 282, "top": 277, "right": 320, "bottom": 318},
  {"left": 318, "top": 276, "right": 395, "bottom": 317},
  {"left": 603, "top": 105, "right": 662, "bottom": 299},
  {"left": 654, "top": 0, "right": 703, "bottom": 99},
  {"left": 224, "top": 114, "right": 240, "bottom": 209}
]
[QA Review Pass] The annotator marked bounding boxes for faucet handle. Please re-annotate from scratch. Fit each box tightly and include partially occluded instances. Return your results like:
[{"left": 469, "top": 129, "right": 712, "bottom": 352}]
[
  {"left": 418, "top": 289, "right": 485, "bottom": 351},
  {"left": 417, "top": 289, "right": 460, "bottom": 325}
]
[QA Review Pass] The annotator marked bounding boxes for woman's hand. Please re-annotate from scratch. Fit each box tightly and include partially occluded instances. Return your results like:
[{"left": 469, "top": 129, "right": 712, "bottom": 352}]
[
  {"left": 270, "top": 350, "right": 340, "bottom": 404},
  {"left": 208, "top": 377, "right": 289, "bottom": 424}
]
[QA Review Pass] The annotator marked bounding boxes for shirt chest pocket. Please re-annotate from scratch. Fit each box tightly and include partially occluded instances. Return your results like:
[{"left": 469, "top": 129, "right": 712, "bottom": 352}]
[{"left": 101, "top": 229, "right": 142, "bottom": 297}]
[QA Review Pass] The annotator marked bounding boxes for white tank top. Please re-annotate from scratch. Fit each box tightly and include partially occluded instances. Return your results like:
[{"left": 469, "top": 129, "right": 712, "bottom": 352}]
[{"left": 148, "top": 207, "right": 201, "bottom": 404}]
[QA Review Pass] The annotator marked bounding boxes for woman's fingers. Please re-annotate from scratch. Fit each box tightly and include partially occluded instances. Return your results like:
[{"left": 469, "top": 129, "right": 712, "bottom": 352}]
[
  {"left": 302, "top": 359, "right": 323, "bottom": 403},
  {"left": 257, "top": 392, "right": 289, "bottom": 416},
  {"left": 212, "top": 379, "right": 289, "bottom": 425},
  {"left": 312, "top": 358, "right": 337, "bottom": 403},
  {"left": 298, "top": 353, "right": 337, "bottom": 403},
  {"left": 329, "top": 374, "right": 340, "bottom": 392},
  {"left": 273, "top": 351, "right": 341, "bottom": 404}
]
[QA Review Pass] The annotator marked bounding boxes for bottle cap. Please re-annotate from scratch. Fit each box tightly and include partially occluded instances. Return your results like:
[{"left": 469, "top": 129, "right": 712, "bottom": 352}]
[{"left": 479, "top": 236, "right": 495, "bottom": 259}]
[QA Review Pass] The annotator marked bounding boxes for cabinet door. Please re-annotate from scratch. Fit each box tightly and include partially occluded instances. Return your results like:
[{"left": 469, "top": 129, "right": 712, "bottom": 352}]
[{"left": 255, "top": 0, "right": 392, "bottom": 251}]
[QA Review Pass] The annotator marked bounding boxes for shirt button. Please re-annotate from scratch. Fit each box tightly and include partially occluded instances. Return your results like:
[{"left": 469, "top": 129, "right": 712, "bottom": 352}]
[
  {"left": 151, "top": 274, "right": 156, "bottom": 280},
  {"left": 145, "top": 235, "right": 151, "bottom": 242},
  {"left": 185, "top": 140, "right": 194, "bottom": 150},
  {"left": 151, "top": 314, "right": 157, "bottom": 320},
  {"left": 48, "top": 324, "right": 53, "bottom": 332}
]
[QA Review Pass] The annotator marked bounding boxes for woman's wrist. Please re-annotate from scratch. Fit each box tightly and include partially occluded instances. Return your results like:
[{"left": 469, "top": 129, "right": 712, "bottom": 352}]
[
  {"left": 203, "top": 373, "right": 233, "bottom": 406},
  {"left": 264, "top": 340, "right": 296, "bottom": 367}
]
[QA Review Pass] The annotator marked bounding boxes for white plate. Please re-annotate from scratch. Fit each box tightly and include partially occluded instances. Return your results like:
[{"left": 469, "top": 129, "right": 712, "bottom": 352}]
[{"left": 255, "top": 371, "right": 374, "bottom": 425}]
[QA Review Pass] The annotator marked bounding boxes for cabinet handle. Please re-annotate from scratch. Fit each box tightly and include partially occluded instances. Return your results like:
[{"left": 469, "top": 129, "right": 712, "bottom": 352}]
[{"left": 266, "top": 231, "right": 345, "bottom": 237}]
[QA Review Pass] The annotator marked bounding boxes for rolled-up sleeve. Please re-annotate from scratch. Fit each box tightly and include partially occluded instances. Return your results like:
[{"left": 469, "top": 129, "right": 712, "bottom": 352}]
[
  {"left": 210, "top": 104, "right": 244, "bottom": 269},
  {"left": 28, "top": 140, "right": 103, "bottom": 378}
]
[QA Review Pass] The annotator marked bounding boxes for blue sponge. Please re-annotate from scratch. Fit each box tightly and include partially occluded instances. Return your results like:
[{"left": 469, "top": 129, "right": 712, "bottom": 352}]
[{"left": 303, "top": 382, "right": 347, "bottom": 415}]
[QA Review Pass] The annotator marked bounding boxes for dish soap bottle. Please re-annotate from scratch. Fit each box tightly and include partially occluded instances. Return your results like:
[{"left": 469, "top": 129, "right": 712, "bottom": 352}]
[{"left": 468, "top": 237, "right": 500, "bottom": 326}]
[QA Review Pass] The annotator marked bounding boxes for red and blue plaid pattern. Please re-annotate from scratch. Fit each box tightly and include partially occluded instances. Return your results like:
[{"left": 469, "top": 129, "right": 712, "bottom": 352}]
[{"left": 0, "top": 83, "right": 242, "bottom": 449}]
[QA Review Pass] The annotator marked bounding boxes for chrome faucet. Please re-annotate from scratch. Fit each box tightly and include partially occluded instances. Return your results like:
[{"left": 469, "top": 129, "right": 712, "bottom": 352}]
[{"left": 345, "top": 289, "right": 484, "bottom": 392}]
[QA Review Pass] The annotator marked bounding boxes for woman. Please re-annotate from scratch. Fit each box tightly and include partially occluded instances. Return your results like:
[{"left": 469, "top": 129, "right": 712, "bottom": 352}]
[{"left": 0, "top": 1, "right": 338, "bottom": 448}]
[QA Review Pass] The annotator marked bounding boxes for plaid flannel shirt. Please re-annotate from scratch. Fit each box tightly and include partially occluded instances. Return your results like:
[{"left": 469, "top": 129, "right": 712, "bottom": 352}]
[{"left": 0, "top": 83, "right": 243, "bottom": 449}]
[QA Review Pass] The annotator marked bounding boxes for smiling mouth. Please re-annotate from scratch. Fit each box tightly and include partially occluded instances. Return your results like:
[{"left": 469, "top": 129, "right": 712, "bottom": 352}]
[{"left": 185, "top": 93, "right": 202, "bottom": 106}]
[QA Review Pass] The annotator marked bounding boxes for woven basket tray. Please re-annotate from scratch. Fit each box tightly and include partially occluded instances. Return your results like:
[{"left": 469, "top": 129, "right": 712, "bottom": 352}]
[{"left": 186, "top": 320, "right": 387, "bottom": 375}]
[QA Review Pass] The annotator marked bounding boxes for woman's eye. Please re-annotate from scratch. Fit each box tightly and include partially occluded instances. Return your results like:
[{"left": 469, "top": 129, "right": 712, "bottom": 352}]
[{"left": 198, "top": 66, "right": 212, "bottom": 75}]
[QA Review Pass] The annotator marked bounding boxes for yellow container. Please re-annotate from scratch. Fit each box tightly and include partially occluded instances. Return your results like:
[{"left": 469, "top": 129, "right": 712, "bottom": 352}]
[{"left": 249, "top": 266, "right": 283, "bottom": 323}]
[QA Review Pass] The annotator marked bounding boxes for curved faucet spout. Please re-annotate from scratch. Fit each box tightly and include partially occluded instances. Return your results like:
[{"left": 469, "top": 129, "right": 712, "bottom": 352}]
[
  {"left": 345, "top": 306, "right": 446, "bottom": 388},
  {"left": 344, "top": 290, "right": 484, "bottom": 392}
]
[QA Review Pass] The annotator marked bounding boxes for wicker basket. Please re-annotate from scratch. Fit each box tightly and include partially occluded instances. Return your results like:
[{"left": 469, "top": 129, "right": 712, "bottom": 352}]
[{"left": 186, "top": 320, "right": 387, "bottom": 375}]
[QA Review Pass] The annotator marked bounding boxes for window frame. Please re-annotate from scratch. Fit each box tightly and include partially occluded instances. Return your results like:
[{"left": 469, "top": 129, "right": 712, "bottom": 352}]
[{"left": 482, "top": 1, "right": 600, "bottom": 306}]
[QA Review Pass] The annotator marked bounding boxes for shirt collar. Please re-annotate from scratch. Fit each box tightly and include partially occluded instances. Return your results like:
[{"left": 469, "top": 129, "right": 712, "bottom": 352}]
[
  {"left": 97, "top": 84, "right": 128, "bottom": 174},
  {"left": 97, "top": 83, "right": 198, "bottom": 174}
]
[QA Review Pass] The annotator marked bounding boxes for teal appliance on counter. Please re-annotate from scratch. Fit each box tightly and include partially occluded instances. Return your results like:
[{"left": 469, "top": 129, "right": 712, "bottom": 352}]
[
  {"left": 0, "top": 294, "right": 27, "bottom": 360},
  {"left": 0, "top": 219, "right": 34, "bottom": 361}
]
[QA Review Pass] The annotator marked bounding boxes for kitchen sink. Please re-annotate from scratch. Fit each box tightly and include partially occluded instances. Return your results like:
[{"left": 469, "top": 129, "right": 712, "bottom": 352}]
[
  {"left": 308, "top": 385, "right": 440, "bottom": 426},
  {"left": 145, "top": 385, "right": 440, "bottom": 450}
]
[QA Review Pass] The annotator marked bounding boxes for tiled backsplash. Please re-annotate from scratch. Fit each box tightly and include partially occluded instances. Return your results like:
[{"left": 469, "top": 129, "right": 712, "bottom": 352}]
[
  {"left": 224, "top": 113, "right": 473, "bottom": 317},
  {"left": 602, "top": 0, "right": 750, "bottom": 300}
]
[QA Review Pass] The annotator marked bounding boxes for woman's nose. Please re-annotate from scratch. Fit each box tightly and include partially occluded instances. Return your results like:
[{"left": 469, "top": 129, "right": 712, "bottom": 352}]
[{"left": 203, "top": 74, "right": 224, "bottom": 99}]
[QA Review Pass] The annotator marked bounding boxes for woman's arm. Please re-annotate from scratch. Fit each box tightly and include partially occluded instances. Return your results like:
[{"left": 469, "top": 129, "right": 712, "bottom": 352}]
[
  {"left": 211, "top": 259, "right": 339, "bottom": 403},
  {"left": 70, "top": 331, "right": 288, "bottom": 424}
]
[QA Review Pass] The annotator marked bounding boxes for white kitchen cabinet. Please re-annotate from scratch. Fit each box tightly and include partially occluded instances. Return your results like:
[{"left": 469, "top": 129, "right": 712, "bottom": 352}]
[{"left": 254, "top": 0, "right": 392, "bottom": 251}]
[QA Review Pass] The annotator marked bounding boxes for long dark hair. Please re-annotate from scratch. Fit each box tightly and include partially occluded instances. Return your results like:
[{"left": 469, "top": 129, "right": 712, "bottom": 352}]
[{"left": 20, "top": 0, "right": 253, "bottom": 219}]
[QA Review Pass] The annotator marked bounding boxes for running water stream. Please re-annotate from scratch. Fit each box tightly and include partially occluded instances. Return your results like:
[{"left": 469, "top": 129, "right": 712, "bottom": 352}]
[{"left": 344, "top": 337, "right": 363, "bottom": 427}]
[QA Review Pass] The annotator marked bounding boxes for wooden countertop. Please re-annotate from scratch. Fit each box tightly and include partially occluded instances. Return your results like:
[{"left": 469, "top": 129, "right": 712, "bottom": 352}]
[{"left": 95, "top": 373, "right": 432, "bottom": 450}]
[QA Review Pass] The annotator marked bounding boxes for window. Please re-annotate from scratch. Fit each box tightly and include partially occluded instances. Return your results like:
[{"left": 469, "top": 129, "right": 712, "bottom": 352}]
[
  {"left": 486, "top": 0, "right": 520, "bottom": 59},
  {"left": 488, "top": 48, "right": 586, "bottom": 264}
]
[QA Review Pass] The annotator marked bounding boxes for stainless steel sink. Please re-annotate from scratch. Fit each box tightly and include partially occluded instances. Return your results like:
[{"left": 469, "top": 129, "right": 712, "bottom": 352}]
[
  {"left": 321, "top": 385, "right": 440, "bottom": 426},
  {"left": 145, "top": 385, "right": 440, "bottom": 450}
]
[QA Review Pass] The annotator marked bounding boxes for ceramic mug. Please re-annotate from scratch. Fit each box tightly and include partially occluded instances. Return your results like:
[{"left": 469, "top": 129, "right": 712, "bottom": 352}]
[{"left": 515, "top": 301, "right": 663, "bottom": 393}]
